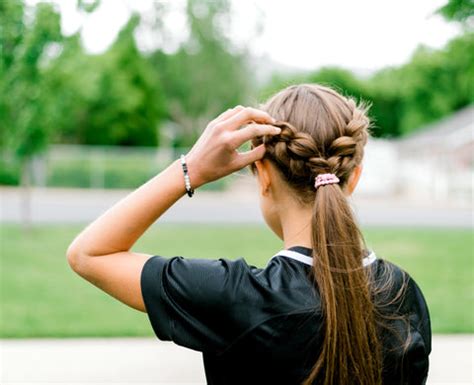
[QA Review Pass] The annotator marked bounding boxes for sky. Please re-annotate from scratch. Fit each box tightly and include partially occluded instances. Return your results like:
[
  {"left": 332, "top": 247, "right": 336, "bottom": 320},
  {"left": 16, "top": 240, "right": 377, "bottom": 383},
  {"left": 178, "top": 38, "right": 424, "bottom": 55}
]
[{"left": 28, "top": 0, "right": 461, "bottom": 73}]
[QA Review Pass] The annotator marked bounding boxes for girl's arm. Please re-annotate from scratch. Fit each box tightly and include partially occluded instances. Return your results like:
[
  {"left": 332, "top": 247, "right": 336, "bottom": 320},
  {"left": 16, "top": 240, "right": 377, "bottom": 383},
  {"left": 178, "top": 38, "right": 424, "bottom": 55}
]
[{"left": 66, "top": 106, "right": 280, "bottom": 312}]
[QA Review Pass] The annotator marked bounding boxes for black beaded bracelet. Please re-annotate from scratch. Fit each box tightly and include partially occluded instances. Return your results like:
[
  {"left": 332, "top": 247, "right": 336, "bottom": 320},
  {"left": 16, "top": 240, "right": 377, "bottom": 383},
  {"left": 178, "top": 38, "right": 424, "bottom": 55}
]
[{"left": 180, "top": 154, "right": 194, "bottom": 197}]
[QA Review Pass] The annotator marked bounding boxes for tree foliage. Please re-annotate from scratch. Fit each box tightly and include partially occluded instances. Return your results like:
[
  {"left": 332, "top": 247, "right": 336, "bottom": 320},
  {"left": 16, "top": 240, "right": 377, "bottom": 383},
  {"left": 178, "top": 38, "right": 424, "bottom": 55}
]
[
  {"left": 0, "top": 0, "right": 253, "bottom": 185},
  {"left": 45, "top": 15, "right": 166, "bottom": 146},
  {"left": 262, "top": 32, "right": 474, "bottom": 137},
  {"left": 1, "top": 0, "right": 472, "bottom": 189},
  {"left": 0, "top": 0, "right": 61, "bottom": 160},
  {"left": 437, "top": 0, "right": 474, "bottom": 23},
  {"left": 149, "top": 0, "right": 251, "bottom": 147}
]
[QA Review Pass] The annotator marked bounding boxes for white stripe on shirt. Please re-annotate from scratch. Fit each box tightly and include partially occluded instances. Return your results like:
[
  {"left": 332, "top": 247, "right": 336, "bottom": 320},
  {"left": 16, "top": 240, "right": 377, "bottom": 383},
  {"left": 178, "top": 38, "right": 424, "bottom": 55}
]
[{"left": 272, "top": 249, "right": 377, "bottom": 267}]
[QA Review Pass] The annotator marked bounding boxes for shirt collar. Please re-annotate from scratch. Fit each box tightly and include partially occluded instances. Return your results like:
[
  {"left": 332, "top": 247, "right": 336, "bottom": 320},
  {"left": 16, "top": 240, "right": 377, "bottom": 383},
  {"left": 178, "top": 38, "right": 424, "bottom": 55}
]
[
  {"left": 286, "top": 245, "right": 372, "bottom": 258},
  {"left": 287, "top": 245, "right": 312, "bottom": 256},
  {"left": 273, "top": 245, "right": 377, "bottom": 267}
]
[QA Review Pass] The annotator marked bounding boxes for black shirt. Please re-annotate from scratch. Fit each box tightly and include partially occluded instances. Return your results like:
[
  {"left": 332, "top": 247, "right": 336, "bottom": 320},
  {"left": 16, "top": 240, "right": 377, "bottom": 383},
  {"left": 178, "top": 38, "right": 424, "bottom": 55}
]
[{"left": 140, "top": 246, "right": 431, "bottom": 384}]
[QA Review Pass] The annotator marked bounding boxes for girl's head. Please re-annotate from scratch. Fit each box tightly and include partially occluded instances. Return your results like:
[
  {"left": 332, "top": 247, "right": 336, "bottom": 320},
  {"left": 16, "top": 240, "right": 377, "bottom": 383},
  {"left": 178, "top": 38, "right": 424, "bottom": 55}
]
[
  {"left": 250, "top": 83, "right": 369, "bottom": 231},
  {"left": 250, "top": 84, "right": 382, "bottom": 385}
]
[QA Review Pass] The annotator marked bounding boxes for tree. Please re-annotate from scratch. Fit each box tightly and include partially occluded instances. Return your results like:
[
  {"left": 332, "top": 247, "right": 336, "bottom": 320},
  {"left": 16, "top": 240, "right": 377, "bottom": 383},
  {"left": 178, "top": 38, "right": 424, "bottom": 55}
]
[
  {"left": 437, "top": 0, "right": 474, "bottom": 23},
  {"left": 394, "top": 34, "right": 474, "bottom": 135},
  {"left": 149, "top": 0, "right": 252, "bottom": 147},
  {"left": 0, "top": 0, "right": 62, "bottom": 174},
  {"left": 46, "top": 15, "right": 166, "bottom": 146},
  {"left": 39, "top": 0, "right": 252, "bottom": 148},
  {"left": 261, "top": 31, "right": 473, "bottom": 138},
  {"left": 0, "top": 0, "right": 63, "bottom": 227}
]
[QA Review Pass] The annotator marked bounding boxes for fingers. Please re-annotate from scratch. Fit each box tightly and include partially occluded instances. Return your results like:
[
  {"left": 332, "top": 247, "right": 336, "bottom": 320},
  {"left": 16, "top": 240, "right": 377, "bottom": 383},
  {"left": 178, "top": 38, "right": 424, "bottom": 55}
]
[
  {"left": 219, "top": 107, "right": 275, "bottom": 131},
  {"left": 235, "top": 144, "right": 266, "bottom": 169},
  {"left": 209, "top": 105, "right": 244, "bottom": 127},
  {"left": 231, "top": 123, "right": 281, "bottom": 148}
]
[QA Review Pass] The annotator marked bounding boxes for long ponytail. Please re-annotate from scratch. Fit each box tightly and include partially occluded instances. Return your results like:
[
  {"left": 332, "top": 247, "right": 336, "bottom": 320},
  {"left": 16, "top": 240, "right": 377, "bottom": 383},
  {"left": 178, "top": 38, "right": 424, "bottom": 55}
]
[
  {"left": 303, "top": 182, "right": 382, "bottom": 384},
  {"left": 251, "top": 83, "right": 383, "bottom": 385}
]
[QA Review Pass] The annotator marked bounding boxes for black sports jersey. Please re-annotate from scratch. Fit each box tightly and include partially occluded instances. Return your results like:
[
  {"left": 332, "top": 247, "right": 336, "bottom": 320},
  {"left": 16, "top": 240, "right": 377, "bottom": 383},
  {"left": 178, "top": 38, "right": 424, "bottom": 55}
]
[{"left": 140, "top": 246, "right": 431, "bottom": 385}]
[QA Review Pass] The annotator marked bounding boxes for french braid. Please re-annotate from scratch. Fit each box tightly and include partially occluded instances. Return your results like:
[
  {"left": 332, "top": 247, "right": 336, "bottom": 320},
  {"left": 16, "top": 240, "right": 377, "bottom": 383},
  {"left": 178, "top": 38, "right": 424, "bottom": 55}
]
[{"left": 251, "top": 97, "right": 370, "bottom": 198}]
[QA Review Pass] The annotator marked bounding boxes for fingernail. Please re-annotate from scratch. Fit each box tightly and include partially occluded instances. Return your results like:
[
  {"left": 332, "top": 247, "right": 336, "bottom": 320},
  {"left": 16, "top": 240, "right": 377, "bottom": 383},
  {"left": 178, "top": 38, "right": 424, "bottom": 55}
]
[{"left": 274, "top": 127, "right": 281, "bottom": 134}]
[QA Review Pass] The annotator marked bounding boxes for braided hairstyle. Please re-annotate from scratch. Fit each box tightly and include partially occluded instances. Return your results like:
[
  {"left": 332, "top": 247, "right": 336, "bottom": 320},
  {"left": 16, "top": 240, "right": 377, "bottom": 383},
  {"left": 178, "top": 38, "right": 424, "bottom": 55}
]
[
  {"left": 250, "top": 84, "right": 382, "bottom": 385},
  {"left": 251, "top": 86, "right": 369, "bottom": 203}
]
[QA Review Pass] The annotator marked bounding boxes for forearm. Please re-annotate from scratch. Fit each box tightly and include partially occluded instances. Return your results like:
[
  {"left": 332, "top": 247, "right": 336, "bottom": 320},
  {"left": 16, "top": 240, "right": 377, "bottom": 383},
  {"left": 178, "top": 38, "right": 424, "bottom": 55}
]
[
  {"left": 68, "top": 159, "right": 188, "bottom": 258},
  {"left": 67, "top": 106, "right": 277, "bottom": 261}
]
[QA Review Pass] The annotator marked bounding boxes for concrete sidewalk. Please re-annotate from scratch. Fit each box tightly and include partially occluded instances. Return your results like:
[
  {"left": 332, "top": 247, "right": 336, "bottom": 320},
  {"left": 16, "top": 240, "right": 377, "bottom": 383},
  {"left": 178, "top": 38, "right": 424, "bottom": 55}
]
[{"left": 1, "top": 335, "right": 472, "bottom": 384}]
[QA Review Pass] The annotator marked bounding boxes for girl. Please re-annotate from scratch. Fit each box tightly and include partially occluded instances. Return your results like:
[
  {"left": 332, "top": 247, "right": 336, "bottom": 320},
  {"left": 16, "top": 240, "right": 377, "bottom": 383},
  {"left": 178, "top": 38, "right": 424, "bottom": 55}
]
[{"left": 67, "top": 84, "right": 431, "bottom": 385}]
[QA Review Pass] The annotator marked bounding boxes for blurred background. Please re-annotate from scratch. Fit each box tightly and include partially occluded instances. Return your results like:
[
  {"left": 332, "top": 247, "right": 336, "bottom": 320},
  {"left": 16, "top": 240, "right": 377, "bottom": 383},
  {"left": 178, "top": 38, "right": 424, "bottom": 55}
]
[{"left": 0, "top": 0, "right": 473, "bottom": 384}]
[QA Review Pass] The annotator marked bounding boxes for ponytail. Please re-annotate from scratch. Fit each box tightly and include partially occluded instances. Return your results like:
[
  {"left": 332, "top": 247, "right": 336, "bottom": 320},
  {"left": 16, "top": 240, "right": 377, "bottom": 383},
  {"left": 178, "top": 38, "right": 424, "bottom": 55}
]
[{"left": 302, "top": 182, "right": 382, "bottom": 385}]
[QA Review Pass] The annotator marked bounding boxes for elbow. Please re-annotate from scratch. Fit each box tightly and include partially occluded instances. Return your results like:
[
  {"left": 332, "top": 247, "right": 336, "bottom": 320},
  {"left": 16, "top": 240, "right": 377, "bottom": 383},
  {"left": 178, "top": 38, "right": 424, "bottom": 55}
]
[{"left": 66, "top": 242, "right": 87, "bottom": 274}]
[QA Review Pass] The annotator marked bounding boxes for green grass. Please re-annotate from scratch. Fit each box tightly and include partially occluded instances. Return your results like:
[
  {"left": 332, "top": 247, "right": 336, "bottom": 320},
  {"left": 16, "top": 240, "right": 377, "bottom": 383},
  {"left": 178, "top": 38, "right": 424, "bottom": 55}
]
[{"left": 0, "top": 224, "right": 472, "bottom": 337}]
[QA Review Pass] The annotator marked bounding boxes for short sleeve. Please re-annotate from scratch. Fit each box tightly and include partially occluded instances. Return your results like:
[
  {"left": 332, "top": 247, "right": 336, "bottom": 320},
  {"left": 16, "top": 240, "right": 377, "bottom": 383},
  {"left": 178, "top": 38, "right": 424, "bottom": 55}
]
[
  {"left": 375, "top": 260, "right": 432, "bottom": 384},
  {"left": 405, "top": 276, "right": 432, "bottom": 383},
  {"left": 140, "top": 255, "right": 254, "bottom": 353},
  {"left": 404, "top": 329, "right": 430, "bottom": 384}
]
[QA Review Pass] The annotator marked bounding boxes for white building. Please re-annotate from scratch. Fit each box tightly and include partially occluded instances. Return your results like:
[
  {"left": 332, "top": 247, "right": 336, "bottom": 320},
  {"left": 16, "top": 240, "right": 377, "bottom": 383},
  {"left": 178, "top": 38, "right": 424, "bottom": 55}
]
[{"left": 357, "top": 106, "right": 473, "bottom": 204}]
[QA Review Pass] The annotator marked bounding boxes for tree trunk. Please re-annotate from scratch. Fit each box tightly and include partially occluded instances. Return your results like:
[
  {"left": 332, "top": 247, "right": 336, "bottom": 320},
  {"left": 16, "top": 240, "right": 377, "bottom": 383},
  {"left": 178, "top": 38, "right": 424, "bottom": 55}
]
[{"left": 20, "top": 159, "right": 32, "bottom": 232}]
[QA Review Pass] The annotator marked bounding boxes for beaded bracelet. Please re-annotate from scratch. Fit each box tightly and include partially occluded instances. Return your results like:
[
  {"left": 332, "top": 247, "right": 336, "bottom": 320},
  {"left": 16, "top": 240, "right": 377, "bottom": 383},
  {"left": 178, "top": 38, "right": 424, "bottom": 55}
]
[{"left": 180, "top": 154, "right": 194, "bottom": 197}]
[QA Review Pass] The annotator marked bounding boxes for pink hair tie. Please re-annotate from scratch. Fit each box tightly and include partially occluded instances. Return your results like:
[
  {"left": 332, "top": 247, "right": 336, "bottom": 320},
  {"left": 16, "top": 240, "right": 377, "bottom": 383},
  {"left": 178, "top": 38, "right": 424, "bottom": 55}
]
[{"left": 314, "top": 173, "right": 340, "bottom": 190}]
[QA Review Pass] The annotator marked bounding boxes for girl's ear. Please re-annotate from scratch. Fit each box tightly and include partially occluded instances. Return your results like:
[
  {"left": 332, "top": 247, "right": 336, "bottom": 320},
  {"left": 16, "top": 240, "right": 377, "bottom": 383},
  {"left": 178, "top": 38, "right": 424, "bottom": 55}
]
[
  {"left": 254, "top": 159, "right": 271, "bottom": 196},
  {"left": 347, "top": 164, "right": 363, "bottom": 195}
]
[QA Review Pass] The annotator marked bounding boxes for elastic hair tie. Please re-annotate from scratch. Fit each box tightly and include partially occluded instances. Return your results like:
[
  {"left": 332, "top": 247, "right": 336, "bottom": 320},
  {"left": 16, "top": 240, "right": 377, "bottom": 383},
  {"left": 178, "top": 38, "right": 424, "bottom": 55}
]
[{"left": 314, "top": 173, "right": 340, "bottom": 190}]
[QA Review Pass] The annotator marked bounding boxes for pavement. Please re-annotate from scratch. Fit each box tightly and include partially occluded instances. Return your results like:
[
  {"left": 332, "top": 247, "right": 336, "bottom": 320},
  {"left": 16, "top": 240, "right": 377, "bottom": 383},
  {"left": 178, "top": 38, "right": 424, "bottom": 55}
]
[
  {"left": 0, "top": 335, "right": 472, "bottom": 384},
  {"left": 1, "top": 186, "right": 472, "bottom": 227}
]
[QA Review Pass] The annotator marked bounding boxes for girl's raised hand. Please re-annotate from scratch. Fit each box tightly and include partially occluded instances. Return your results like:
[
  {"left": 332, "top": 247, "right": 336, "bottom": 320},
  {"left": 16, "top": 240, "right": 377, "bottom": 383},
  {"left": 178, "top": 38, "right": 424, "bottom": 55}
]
[{"left": 185, "top": 106, "right": 281, "bottom": 188}]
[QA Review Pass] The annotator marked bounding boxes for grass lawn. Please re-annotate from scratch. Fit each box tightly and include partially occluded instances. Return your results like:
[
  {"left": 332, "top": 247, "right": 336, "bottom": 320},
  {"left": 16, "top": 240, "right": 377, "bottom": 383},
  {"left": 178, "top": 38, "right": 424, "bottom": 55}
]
[{"left": 0, "top": 224, "right": 472, "bottom": 337}]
